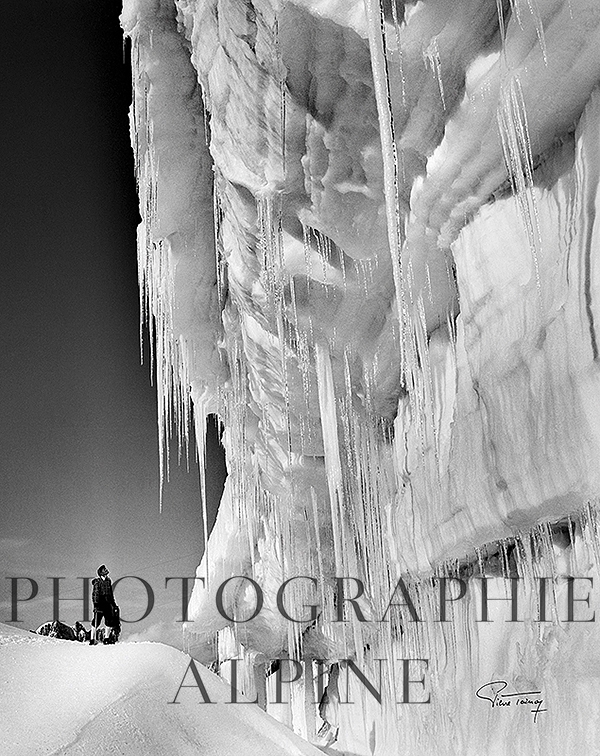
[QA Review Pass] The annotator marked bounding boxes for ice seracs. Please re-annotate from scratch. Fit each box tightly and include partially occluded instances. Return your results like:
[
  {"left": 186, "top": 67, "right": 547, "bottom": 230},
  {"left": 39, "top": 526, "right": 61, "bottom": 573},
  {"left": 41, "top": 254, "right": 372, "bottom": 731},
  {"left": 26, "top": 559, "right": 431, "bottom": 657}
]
[{"left": 123, "top": 1, "right": 600, "bottom": 753}]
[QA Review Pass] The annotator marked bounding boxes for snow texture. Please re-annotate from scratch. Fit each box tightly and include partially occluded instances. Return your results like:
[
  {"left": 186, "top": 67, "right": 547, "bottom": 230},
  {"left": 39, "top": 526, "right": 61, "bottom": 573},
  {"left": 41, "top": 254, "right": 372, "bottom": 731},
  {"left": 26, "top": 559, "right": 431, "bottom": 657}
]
[
  {"left": 0, "top": 623, "right": 322, "bottom": 755},
  {"left": 122, "top": 0, "right": 600, "bottom": 753}
]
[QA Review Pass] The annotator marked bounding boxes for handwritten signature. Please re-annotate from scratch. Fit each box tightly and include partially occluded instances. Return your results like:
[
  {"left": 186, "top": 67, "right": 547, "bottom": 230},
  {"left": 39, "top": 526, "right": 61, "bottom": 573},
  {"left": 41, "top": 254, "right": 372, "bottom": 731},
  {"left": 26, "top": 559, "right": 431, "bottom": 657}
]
[{"left": 476, "top": 680, "right": 547, "bottom": 723}]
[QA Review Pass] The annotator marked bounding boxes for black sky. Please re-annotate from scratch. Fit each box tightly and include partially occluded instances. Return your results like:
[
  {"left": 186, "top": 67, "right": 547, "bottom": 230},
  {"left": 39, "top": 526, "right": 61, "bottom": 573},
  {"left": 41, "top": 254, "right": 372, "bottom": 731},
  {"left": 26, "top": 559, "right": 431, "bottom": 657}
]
[{"left": 0, "top": 1, "right": 225, "bottom": 635}]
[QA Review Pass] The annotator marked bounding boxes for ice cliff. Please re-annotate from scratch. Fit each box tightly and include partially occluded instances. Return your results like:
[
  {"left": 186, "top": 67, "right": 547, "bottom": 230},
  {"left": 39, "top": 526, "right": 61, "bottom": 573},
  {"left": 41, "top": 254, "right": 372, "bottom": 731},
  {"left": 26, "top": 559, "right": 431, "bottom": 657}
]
[{"left": 122, "top": 1, "right": 600, "bottom": 753}]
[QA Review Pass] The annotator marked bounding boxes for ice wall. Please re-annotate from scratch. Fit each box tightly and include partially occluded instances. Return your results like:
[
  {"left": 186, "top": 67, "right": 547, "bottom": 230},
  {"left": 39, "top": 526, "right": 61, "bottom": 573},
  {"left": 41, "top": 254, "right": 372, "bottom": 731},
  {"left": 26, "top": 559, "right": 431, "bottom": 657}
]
[{"left": 122, "top": 0, "right": 600, "bottom": 753}]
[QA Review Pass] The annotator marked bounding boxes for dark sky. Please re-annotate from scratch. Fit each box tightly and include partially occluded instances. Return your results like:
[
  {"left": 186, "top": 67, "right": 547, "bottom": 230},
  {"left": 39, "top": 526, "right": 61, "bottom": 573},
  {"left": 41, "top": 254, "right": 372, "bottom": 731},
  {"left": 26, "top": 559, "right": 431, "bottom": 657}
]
[{"left": 0, "top": 1, "right": 225, "bottom": 639}]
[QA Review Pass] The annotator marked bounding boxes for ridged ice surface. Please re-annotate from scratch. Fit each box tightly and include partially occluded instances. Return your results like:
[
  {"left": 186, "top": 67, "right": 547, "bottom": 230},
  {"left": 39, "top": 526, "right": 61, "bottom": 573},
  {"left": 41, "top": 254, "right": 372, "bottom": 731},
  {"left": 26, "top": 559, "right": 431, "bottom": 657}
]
[{"left": 122, "top": 1, "right": 600, "bottom": 753}]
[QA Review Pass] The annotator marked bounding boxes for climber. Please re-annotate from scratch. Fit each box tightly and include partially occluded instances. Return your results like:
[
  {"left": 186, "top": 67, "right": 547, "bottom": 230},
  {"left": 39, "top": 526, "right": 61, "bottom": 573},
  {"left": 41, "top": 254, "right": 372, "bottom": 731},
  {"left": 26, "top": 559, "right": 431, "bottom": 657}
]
[{"left": 90, "top": 564, "right": 119, "bottom": 645}]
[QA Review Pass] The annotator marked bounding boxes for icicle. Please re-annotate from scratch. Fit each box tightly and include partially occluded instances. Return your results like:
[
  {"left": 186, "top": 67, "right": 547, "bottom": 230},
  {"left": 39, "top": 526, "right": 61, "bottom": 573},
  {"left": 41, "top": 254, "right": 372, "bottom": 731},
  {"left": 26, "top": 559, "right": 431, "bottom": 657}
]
[
  {"left": 424, "top": 37, "right": 446, "bottom": 111},
  {"left": 272, "top": 15, "right": 287, "bottom": 172},
  {"left": 363, "top": 0, "right": 409, "bottom": 359},
  {"left": 497, "top": 75, "right": 543, "bottom": 303},
  {"left": 363, "top": 0, "right": 447, "bottom": 526},
  {"left": 126, "top": 23, "right": 198, "bottom": 507},
  {"left": 302, "top": 224, "right": 313, "bottom": 292},
  {"left": 314, "top": 340, "right": 345, "bottom": 575},
  {"left": 496, "top": 0, "right": 507, "bottom": 47},
  {"left": 258, "top": 193, "right": 286, "bottom": 317},
  {"left": 389, "top": 0, "right": 407, "bottom": 108},
  {"left": 524, "top": 0, "right": 548, "bottom": 65},
  {"left": 213, "top": 175, "right": 227, "bottom": 307},
  {"left": 195, "top": 397, "right": 210, "bottom": 581}
]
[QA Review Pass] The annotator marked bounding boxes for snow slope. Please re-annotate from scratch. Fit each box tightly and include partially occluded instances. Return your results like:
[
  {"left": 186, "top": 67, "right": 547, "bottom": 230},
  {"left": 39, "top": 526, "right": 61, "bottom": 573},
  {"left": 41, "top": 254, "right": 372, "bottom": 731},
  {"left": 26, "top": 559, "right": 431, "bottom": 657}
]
[{"left": 0, "top": 623, "right": 322, "bottom": 755}]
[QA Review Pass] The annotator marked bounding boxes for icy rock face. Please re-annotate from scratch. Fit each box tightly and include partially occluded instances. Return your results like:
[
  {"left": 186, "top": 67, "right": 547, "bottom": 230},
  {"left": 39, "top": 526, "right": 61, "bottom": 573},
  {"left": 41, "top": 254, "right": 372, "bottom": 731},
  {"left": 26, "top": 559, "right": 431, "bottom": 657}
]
[{"left": 123, "top": 0, "right": 600, "bottom": 753}]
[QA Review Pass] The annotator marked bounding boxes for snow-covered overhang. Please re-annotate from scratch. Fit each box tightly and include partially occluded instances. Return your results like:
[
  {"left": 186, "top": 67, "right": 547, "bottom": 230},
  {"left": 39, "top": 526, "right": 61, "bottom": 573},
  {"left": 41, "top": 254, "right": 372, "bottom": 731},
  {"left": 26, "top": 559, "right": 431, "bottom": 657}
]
[{"left": 122, "top": 0, "right": 600, "bottom": 659}]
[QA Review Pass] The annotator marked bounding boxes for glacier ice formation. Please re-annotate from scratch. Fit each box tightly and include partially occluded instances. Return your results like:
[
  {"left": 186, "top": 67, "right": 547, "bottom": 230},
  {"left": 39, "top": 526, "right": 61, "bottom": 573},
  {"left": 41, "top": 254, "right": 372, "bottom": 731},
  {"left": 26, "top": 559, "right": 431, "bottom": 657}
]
[{"left": 122, "top": 1, "right": 600, "bottom": 753}]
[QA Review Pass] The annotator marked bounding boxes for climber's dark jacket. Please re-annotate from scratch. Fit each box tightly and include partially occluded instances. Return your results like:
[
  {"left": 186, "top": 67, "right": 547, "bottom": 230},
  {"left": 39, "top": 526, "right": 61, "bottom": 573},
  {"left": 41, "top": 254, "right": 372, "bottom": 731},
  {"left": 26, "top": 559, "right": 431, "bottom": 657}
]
[{"left": 92, "top": 576, "right": 115, "bottom": 608}]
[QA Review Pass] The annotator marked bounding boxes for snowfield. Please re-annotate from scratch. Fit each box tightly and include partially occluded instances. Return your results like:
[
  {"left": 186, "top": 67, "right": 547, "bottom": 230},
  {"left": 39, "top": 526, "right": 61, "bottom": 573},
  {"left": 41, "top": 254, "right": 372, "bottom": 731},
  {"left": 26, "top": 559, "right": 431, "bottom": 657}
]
[{"left": 0, "top": 623, "right": 321, "bottom": 756}]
